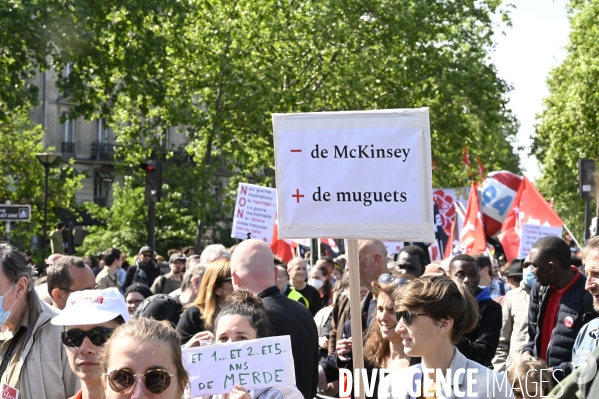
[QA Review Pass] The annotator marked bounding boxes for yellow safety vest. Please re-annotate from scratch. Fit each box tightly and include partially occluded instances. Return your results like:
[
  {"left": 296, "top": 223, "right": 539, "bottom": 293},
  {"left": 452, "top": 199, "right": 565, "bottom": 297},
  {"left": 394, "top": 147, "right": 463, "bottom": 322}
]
[{"left": 287, "top": 287, "right": 309, "bottom": 308}]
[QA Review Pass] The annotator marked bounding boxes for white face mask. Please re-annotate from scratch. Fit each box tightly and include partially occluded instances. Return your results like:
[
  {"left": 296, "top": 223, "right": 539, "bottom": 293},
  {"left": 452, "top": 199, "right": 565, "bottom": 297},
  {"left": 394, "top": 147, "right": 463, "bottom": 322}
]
[{"left": 309, "top": 278, "right": 324, "bottom": 290}]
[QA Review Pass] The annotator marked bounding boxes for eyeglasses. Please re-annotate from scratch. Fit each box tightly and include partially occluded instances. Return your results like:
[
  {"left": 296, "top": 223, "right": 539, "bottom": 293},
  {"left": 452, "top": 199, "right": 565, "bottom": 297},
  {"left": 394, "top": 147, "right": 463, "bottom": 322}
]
[
  {"left": 126, "top": 299, "right": 144, "bottom": 307},
  {"left": 61, "top": 327, "right": 115, "bottom": 347},
  {"left": 396, "top": 310, "right": 429, "bottom": 326},
  {"left": 217, "top": 277, "right": 232, "bottom": 284},
  {"left": 378, "top": 274, "right": 408, "bottom": 286},
  {"left": 105, "top": 368, "right": 174, "bottom": 394},
  {"left": 142, "top": 253, "right": 152, "bottom": 258}
]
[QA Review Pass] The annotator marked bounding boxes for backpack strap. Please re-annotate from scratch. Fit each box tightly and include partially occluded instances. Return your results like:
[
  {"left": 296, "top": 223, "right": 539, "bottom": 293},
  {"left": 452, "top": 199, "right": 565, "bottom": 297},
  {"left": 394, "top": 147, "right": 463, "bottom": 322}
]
[{"left": 156, "top": 275, "right": 166, "bottom": 293}]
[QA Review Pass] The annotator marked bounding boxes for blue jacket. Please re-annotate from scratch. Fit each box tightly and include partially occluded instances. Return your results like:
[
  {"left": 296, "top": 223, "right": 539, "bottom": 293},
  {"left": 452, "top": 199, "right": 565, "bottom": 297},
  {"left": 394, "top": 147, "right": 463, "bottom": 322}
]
[{"left": 572, "top": 317, "right": 599, "bottom": 367}]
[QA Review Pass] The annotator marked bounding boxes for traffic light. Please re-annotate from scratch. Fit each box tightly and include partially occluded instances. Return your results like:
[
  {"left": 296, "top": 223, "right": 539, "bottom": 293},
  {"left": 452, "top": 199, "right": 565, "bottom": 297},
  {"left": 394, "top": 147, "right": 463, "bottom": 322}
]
[
  {"left": 139, "top": 161, "right": 163, "bottom": 203},
  {"left": 577, "top": 159, "right": 595, "bottom": 198}
]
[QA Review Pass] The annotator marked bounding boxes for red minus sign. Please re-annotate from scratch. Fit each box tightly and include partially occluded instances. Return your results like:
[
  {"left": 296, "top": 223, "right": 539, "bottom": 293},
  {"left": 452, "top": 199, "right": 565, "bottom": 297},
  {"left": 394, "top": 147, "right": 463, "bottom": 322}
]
[{"left": 290, "top": 149, "right": 302, "bottom": 152}]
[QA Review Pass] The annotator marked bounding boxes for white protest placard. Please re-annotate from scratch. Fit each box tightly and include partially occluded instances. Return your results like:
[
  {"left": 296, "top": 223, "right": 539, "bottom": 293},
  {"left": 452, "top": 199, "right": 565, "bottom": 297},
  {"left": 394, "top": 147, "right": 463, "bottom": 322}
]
[
  {"left": 182, "top": 336, "right": 295, "bottom": 397},
  {"left": 518, "top": 224, "right": 564, "bottom": 259},
  {"left": 383, "top": 241, "right": 405, "bottom": 255},
  {"left": 272, "top": 108, "right": 434, "bottom": 241},
  {"left": 231, "top": 183, "right": 277, "bottom": 243}
]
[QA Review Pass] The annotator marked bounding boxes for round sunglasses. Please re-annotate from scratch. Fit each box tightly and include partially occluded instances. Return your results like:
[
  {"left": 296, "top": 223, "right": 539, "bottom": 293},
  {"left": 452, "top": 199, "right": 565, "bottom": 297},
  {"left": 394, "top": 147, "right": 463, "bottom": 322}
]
[
  {"left": 61, "top": 327, "right": 115, "bottom": 347},
  {"left": 378, "top": 273, "right": 408, "bottom": 286},
  {"left": 105, "top": 368, "right": 174, "bottom": 394},
  {"left": 395, "top": 310, "right": 429, "bottom": 326}
]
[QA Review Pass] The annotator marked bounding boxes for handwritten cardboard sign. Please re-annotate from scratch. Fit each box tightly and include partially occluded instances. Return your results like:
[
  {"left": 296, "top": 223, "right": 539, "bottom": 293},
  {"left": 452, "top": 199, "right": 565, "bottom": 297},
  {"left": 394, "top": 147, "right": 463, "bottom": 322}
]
[
  {"left": 231, "top": 183, "right": 277, "bottom": 243},
  {"left": 272, "top": 108, "right": 434, "bottom": 241},
  {"left": 182, "top": 336, "right": 295, "bottom": 396},
  {"left": 518, "top": 224, "right": 564, "bottom": 259}
]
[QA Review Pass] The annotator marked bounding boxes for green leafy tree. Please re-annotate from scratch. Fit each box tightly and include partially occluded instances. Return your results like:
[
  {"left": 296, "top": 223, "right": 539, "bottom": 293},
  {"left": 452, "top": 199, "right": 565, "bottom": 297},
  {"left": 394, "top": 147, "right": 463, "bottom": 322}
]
[
  {"left": 51, "top": 0, "right": 520, "bottom": 189},
  {"left": 0, "top": 109, "right": 84, "bottom": 259},
  {"left": 533, "top": 0, "right": 599, "bottom": 239},
  {"left": 4, "top": 0, "right": 521, "bottom": 250}
]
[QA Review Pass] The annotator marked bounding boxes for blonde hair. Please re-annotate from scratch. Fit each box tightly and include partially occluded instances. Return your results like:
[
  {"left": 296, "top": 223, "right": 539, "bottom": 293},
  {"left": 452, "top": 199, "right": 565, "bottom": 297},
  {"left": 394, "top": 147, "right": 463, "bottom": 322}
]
[
  {"left": 394, "top": 276, "right": 478, "bottom": 344},
  {"left": 193, "top": 258, "right": 231, "bottom": 329},
  {"left": 508, "top": 358, "right": 553, "bottom": 396},
  {"left": 100, "top": 318, "right": 188, "bottom": 396}
]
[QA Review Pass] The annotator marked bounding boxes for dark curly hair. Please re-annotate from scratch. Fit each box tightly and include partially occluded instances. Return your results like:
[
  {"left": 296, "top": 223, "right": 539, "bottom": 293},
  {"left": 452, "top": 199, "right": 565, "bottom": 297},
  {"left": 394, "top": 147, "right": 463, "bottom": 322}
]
[{"left": 214, "top": 290, "right": 270, "bottom": 338}]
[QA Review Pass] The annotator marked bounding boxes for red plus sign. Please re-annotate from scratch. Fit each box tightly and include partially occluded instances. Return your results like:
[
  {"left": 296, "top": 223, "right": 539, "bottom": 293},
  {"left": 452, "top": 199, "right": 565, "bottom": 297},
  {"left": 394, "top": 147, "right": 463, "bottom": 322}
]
[{"left": 291, "top": 189, "right": 305, "bottom": 203}]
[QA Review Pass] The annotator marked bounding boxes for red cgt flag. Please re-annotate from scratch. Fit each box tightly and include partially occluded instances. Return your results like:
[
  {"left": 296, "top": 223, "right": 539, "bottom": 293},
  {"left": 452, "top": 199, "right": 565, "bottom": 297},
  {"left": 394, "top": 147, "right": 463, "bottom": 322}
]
[
  {"left": 498, "top": 176, "right": 563, "bottom": 262},
  {"left": 270, "top": 218, "right": 295, "bottom": 264},
  {"left": 460, "top": 182, "right": 487, "bottom": 255}
]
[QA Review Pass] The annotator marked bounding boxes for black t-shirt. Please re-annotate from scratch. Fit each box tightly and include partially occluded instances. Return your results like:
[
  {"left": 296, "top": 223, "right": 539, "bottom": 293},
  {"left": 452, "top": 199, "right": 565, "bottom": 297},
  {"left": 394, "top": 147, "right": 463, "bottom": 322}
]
[
  {"left": 296, "top": 284, "right": 323, "bottom": 316},
  {"left": 176, "top": 305, "right": 205, "bottom": 345}
]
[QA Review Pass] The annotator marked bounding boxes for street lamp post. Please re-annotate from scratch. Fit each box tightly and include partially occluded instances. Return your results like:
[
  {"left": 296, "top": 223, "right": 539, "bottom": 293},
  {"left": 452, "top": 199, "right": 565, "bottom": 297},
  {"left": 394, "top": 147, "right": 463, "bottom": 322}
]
[{"left": 36, "top": 153, "right": 59, "bottom": 263}]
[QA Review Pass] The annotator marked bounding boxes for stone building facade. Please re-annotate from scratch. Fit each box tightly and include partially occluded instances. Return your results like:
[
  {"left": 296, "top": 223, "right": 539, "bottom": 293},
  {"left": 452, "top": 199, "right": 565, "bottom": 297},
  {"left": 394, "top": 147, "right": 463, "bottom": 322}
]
[{"left": 29, "top": 66, "right": 187, "bottom": 207}]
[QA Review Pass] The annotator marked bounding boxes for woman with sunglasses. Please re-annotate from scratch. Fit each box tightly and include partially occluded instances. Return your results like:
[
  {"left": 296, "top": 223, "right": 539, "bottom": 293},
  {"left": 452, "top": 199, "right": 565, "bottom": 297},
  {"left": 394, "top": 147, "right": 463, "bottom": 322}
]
[
  {"left": 51, "top": 287, "right": 129, "bottom": 399},
  {"left": 101, "top": 317, "right": 189, "bottom": 398},
  {"left": 380, "top": 276, "right": 512, "bottom": 399},
  {"left": 333, "top": 275, "right": 417, "bottom": 398},
  {"left": 177, "top": 258, "right": 233, "bottom": 345},
  {"left": 209, "top": 290, "right": 303, "bottom": 399}
]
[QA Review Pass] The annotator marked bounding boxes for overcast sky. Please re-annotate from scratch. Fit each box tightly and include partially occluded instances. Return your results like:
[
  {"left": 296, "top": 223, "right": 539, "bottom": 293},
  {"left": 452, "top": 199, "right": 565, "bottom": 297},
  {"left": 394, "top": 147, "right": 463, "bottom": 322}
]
[{"left": 490, "top": 0, "right": 571, "bottom": 181}]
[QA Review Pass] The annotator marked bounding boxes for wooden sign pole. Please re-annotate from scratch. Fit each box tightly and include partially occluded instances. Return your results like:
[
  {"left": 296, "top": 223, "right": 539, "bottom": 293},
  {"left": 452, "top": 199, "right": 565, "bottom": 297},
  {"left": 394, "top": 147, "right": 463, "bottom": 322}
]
[{"left": 347, "top": 239, "right": 365, "bottom": 399}]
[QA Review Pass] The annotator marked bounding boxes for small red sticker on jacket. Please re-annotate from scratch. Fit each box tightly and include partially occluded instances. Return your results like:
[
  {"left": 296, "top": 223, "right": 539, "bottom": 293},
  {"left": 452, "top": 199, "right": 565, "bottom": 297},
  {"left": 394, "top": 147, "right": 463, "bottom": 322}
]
[{"left": 564, "top": 316, "right": 574, "bottom": 329}]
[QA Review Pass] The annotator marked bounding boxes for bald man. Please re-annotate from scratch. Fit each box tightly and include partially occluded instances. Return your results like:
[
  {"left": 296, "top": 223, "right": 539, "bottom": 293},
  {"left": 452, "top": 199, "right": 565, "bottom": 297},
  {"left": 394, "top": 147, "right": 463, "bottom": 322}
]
[
  {"left": 288, "top": 257, "right": 322, "bottom": 316},
  {"left": 231, "top": 239, "right": 318, "bottom": 399}
]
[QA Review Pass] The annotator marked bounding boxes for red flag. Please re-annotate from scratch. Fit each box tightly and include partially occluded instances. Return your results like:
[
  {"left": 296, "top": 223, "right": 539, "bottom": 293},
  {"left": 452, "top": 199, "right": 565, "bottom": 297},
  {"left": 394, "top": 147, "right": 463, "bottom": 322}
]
[
  {"left": 462, "top": 145, "right": 471, "bottom": 168},
  {"left": 443, "top": 211, "right": 460, "bottom": 259},
  {"left": 498, "top": 176, "right": 563, "bottom": 262},
  {"left": 429, "top": 241, "right": 441, "bottom": 261},
  {"left": 270, "top": 218, "right": 294, "bottom": 263},
  {"left": 460, "top": 182, "right": 487, "bottom": 255},
  {"left": 477, "top": 156, "right": 486, "bottom": 178}
]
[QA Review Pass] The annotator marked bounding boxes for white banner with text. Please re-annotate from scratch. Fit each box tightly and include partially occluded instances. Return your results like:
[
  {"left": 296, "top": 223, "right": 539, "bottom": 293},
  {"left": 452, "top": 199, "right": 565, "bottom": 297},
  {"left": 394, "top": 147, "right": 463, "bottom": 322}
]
[
  {"left": 272, "top": 109, "right": 434, "bottom": 241},
  {"left": 182, "top": 336, "right": 296, "bottom": 397}
]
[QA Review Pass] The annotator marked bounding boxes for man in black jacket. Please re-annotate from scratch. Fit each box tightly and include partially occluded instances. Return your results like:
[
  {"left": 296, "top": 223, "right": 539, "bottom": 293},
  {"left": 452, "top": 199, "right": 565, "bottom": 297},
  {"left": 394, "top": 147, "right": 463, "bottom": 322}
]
[
  {"left": 521, "top": 236, "right": 595, "bottom": 381},
  {"left": 449, "top": 253, "right": 502, "bottom": 368},
  {"left": 231, "top": 239, "right": 318, "bottom": 399},
  {"left": 123, "top": 246, "right": 161, "bottom": 290}
]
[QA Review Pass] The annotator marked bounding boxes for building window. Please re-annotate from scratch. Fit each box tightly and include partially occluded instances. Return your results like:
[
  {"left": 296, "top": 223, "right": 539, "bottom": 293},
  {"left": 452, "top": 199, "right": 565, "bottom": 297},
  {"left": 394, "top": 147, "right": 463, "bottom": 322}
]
[
  {"left": 97, "top": 119, "right": 109, "bottom": 143},
  {"left": 60, "top": 62, "right": 74, "bottom": 98},
  {"left": 160, "top": 127, "right": 171, "bottom": 150},
  {"left": 211, "top": 182, "right": 222, "bottom": 209},
  {"left": 61, "top": 112, "right": 75, "bottom": 154},
  {"left": 94, "top": 172, "right": 114, "bottom": 207}
]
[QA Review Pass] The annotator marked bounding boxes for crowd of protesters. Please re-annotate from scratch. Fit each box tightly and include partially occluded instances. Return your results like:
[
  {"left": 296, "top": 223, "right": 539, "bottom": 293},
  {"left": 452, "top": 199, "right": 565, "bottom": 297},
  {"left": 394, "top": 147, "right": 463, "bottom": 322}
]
[{"left": 1, "top": 233, "right": 599, "bottom": 398}]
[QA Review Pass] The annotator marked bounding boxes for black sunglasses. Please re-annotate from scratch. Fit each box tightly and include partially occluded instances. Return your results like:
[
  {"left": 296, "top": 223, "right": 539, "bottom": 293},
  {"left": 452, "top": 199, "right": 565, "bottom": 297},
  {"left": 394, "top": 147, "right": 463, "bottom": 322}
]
[
  {"left": 61, "top": 327, "right": 115, "bottom": 347},
  {"left": 217, "top": 277, "right": 232, "bottom": 284},
  {"left": 378, "top": 274, "right": 408, "bottom": 286},
  {"left": 396, "top": 310, "right": 429, "bottom": 326},
  {"left": 106, "top": 368, "right": 174, "bottom": 394}
]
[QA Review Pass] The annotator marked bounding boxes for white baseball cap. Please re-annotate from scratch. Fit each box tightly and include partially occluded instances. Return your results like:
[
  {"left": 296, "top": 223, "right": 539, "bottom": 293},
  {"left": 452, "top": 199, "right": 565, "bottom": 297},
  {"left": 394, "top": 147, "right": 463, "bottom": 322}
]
[{"left": 52, "top": 287, "right": 130, "bottom": 326}]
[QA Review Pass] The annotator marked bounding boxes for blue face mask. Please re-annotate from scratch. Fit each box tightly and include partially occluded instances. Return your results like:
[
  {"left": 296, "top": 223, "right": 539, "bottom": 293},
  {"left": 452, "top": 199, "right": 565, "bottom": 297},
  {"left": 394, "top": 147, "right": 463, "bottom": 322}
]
[
  {"left": 523, "top": 267, "right": 536, "bottom": 287},
  {"left": 0, "top": 285, "right": 16, "bottom": 326}
]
